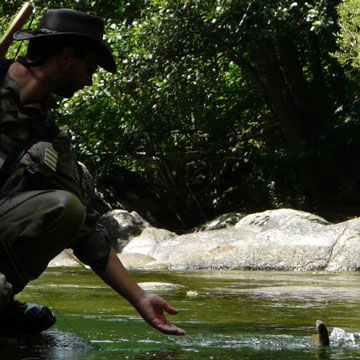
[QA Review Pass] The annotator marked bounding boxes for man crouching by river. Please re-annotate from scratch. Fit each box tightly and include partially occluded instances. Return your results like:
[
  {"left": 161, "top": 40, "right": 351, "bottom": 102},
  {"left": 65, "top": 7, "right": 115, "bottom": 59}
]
[{"left": 0, "top": 8, "right": 185, "bottom": 337}]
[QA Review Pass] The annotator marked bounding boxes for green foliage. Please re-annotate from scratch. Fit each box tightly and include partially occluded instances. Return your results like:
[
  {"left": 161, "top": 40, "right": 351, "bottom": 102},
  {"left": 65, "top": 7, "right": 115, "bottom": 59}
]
[
  {"left": 58, "top": 0, "right": 278, "bottom": 226},
  {"left": 2, "top": 0, "right": 360, "bottom": 228},
  {"left": 334, "top": 0, "right": 360, "bottom": 69}
]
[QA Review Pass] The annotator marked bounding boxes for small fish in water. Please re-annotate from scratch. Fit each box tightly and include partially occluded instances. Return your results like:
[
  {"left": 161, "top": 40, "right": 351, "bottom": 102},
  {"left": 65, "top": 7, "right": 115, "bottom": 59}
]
[
  {"left": 310, "top": 319, "right": 330, "bottom": 346},
  {"left": 186, "top": 290, "right": 199, "bottom": 297}
]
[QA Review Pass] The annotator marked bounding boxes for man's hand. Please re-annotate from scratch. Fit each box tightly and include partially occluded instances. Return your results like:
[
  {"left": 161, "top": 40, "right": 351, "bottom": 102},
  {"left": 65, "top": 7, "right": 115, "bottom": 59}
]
[
  {"left": 95, "top": 249, "right": 186, "bottom": 336},
  {"left": 133, "top": 293, "right": 186, "bottom": 336}
]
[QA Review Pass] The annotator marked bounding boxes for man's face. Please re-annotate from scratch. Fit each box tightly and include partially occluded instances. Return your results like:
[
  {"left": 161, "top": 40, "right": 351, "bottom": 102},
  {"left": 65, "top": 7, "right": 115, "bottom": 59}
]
[{"left": 54, "top": 49, "right": 98, "bottom": 98}]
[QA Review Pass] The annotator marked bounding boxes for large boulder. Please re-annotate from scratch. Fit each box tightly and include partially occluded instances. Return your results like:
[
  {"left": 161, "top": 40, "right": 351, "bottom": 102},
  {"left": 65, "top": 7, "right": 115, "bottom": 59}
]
[
  {"left": 121, "top": 208, "right": 360, "bottom": 271},
  {"left": 196, "top": 212, "right": 247, "bottom": 232},
  {"left": 122, "top": 227, "right": 176, "bottom": 256},
  {"left": 235, "top": 208, "right": 330, "bottom": 233},
  {"left": 118, "top": 253, "right": 158, "bottom": 270},
  {"left": 326, "top": 220, "right": 360, "bottom": 271},
  {"left": 99, "top": 210, "right": 151, "bottom": 251}
]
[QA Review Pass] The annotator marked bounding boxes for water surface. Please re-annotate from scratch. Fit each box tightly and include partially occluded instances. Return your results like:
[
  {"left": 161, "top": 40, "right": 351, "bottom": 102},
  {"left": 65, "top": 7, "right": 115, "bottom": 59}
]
[{"left": 7, "top": 269, "right": 360, "bottom": 359}]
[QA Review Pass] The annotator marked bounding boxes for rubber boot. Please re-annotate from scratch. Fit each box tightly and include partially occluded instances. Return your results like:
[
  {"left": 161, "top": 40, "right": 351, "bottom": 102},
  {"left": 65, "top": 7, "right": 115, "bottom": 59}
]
[{"left": 0, "top": 300, "right": 56, "bottom": 337}]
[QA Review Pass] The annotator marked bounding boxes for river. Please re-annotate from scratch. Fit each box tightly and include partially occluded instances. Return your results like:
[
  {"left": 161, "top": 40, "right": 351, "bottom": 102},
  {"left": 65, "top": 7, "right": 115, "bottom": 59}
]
[{"left": 3, "top": 268, "right": 360, "bottom": 359}]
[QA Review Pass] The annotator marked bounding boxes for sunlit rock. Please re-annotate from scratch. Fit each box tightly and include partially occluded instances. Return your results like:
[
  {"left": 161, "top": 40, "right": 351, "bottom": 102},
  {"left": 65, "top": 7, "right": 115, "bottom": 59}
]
[
  {"left": 51, "top": 208, "right": 360, "bottom": 271},
  {"left": 49, "top": 250, "right": 82, "bottom": 268},
  {"left": 99, "top": 209, "right": 151, "bottom": 250},
  {"left": 122, "top": 227, "right": 176, "bottom": 256},
  {"left": 121, "top": 208, "right": 360, "bottom": 271},
  {"left": 235, "top": 208, "right": 330, "bottom": 233},
  {"left": 118, "top": 253, "right": 158, "bottom": 269},
  {"left": 196, "top": 212, "right": 247, "bottom": 232},
  {"left": 138, "top": 282, "right": 185, "bottom": 291}
]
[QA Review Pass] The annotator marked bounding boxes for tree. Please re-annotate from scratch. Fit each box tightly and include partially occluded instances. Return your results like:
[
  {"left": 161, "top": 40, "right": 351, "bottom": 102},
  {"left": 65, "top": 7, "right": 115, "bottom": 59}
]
[{"left": 1, "top": 0, "right": 358, "bottom": 229}]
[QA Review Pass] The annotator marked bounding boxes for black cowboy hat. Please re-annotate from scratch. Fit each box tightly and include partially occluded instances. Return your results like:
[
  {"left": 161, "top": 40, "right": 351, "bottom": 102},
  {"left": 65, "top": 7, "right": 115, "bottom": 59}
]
[{"left": 13, "top": 8, "right": 117, "bottom": 73}]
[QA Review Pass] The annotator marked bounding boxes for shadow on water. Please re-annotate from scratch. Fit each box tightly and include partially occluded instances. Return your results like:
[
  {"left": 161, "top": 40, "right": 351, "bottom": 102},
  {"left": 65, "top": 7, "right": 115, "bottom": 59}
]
[{"left": 3, "top": 269, "right": 360, "bottom": 360}]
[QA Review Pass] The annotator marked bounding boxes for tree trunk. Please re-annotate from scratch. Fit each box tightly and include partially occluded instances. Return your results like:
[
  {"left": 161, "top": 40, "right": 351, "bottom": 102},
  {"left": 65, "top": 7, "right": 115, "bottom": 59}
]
[{"left": 246, "top": 38, "right": 334, "bottom": 206}]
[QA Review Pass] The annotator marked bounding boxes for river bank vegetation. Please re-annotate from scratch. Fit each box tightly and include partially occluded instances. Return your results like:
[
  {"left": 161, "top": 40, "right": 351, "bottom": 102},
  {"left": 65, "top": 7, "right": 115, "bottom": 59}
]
[{"left": 1, "top": 0, "right": 360, "bottom": 230}]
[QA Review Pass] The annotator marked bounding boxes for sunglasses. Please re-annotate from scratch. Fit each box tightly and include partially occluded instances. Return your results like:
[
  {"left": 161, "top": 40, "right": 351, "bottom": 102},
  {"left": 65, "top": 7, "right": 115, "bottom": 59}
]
[
  {"left": 73, "top": 50, "right": 98, "bottom": 74},
  {"left": 84, "top": 58, "right": 98, "bottom": 74}
]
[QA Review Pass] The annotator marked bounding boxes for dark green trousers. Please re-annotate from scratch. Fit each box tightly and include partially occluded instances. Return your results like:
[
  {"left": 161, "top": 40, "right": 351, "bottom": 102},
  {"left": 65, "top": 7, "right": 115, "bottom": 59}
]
[{"left": 0, "top": 190, "right": 86, "bottom": 295}]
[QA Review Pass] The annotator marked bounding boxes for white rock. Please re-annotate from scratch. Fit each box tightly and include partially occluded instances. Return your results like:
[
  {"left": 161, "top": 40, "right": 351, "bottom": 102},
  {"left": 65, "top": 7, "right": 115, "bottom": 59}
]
[{"left": 122, "top": 227, "right": 176, "bottom": 256}]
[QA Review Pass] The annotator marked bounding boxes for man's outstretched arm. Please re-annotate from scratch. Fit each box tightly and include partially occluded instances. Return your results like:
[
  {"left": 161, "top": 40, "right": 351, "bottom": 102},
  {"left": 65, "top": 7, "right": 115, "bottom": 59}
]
[{"left": 94, "top": 248, "right": 186, "bottom": 336}]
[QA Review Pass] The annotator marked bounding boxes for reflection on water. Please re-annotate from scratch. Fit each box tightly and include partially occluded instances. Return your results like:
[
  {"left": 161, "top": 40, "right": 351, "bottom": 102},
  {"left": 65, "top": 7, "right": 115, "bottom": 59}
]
[{"left": 2, "top": 269, "right": 360, "bottom": 360}]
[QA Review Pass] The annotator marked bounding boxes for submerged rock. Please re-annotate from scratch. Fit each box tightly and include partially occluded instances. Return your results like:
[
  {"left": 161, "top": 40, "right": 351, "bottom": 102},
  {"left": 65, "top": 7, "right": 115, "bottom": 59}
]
[
  {"left": 138, "top": 282, "right": 185, "bottom": 291},
  {"left": 17, "top": 331, "right": 94, "bottom": 350}
]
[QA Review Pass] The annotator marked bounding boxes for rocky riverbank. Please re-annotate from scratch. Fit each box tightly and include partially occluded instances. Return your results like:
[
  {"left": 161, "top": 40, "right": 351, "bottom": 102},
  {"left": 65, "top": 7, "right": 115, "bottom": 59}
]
[{"left": 49, "top": 208, "right": 360, "bottom": 271}]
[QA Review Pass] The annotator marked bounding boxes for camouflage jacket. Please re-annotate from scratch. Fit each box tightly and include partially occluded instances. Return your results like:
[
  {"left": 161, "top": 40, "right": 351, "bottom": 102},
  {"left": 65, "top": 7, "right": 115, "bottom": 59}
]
[{"left": 0, "top": 62, "right": 110, "bottom": 271}]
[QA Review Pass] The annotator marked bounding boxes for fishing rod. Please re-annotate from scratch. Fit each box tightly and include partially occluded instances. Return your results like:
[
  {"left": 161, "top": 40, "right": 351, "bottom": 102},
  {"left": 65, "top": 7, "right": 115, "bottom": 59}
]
[{"left": 0, "top": 1, "right": 35, "bottom": 59}]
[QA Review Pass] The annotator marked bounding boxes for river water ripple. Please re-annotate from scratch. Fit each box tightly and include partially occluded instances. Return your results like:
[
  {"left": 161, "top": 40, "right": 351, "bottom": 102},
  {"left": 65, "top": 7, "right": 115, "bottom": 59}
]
[{"left": 4, "top": 269, "right": 360, "bottom": 360}]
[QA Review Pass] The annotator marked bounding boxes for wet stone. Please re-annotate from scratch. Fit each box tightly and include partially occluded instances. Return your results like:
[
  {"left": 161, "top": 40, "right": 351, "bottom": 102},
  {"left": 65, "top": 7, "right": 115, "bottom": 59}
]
[{"left": 0, "top": 331, "right": 95, "bottom": 359}]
